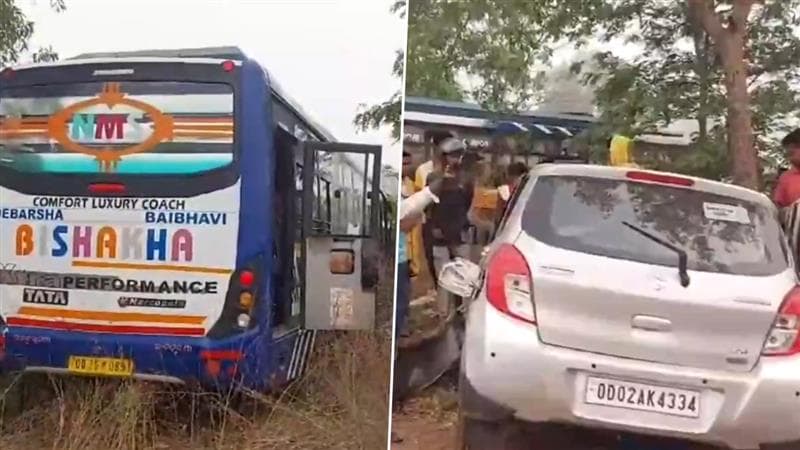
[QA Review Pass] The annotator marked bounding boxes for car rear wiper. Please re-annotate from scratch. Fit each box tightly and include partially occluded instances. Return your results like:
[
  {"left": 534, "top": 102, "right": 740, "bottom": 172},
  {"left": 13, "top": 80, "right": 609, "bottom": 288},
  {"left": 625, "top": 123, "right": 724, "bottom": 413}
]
[{"left": 621, "top": 221, "right": 690, "bottom": 288}]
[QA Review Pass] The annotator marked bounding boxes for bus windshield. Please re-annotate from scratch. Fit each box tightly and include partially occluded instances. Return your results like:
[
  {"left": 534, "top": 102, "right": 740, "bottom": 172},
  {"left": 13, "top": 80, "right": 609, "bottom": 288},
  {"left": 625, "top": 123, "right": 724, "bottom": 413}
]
[{"left": 0, "top": 80, "right": 233, "bottom": 175}]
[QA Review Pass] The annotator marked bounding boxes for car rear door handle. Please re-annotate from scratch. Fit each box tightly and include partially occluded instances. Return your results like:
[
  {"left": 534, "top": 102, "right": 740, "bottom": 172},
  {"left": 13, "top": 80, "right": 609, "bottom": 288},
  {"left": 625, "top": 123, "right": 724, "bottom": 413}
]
[{"left": 631, "top": 315, "right": 672, "bottom": 332}]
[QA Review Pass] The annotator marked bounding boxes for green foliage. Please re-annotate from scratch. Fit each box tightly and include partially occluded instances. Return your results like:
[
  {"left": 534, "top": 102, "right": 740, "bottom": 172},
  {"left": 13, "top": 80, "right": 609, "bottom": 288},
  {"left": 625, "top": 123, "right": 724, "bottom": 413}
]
[
  {"left": 354, "top": 50, "right": 403, "bottom": 139},
  {"left": 353, "top": 1, "right": 406, "bottom": 140},
  {"left": 0, "top": 0, "right": 64, "bottom": 67},
  {"left": 0, "top": 0, "right": 35, "bottom": 66},
  {"left": 405, "top": 0, "right": 800, "bottom": 187},
  {"left": 565, "top": 0, "right": 800, "bottom": 182},
  {"left": 406, "top": 0, "right": 564, "bottom": 110}
]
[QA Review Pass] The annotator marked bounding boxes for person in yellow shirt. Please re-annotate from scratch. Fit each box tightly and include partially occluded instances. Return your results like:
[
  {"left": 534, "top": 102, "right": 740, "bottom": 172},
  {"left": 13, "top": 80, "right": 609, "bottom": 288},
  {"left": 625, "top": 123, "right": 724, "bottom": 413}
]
[
  {"left": 608, "top": 134, "right": 640, "bottom": 168},
  {"left": 401, "top": 151, "right": 424, "bottom": 278}
]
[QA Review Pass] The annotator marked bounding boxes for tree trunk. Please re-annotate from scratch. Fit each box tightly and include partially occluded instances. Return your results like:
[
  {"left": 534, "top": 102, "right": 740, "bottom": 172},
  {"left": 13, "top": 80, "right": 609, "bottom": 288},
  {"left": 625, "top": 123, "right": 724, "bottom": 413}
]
[
  {"left": 687, "top": 0, "right": 760, "bottom": 190},
  {"left": 689, "top": 5, "right": 711, "bottom": 147},
  {"left": 694, "top": 34, "right": 710, "bottom": 146},
  {"left": 721, "top": 40, "right": 759, "bottom": 189}
]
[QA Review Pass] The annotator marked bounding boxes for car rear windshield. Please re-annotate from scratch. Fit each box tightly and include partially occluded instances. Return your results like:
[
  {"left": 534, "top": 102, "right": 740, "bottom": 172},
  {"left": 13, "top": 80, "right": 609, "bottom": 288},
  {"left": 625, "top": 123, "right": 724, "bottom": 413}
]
[
  {"left": 521, "top": 175, "right": 788, "bottom": 276},
  {"left": 0, "top": 80, "right": 233, "bottom": 175}
]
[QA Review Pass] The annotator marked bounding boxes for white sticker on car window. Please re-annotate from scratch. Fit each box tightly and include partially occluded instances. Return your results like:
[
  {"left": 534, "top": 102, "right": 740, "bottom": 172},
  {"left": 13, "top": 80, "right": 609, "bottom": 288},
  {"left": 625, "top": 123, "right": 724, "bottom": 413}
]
[{"left": 703, "top": 202, "right": 751, "bottom": 224}]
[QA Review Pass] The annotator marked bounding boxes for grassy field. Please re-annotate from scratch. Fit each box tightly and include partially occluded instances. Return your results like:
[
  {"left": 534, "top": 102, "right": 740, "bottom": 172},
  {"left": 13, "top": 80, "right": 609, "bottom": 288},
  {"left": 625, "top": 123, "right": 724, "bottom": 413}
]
[{"left": 0, "top": 330, "right": 391, "bottom": 450}]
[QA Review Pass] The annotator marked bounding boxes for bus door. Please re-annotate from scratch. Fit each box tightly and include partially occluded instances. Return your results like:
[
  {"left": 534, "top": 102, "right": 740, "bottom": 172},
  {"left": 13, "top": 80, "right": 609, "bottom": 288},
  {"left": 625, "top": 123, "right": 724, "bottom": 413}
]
[{"left": 299, "top": 142, "right": 381, "bottom": 330}]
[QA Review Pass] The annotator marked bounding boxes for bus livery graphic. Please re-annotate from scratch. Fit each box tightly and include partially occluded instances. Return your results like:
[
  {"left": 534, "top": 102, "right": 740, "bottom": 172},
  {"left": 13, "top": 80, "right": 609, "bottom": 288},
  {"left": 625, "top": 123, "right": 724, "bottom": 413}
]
[
  {"left": 0, "top": 82, "right": 233, "bottom": 173},
  {"left": 53, "top": 83, "right": 174, "bottom": 172}
]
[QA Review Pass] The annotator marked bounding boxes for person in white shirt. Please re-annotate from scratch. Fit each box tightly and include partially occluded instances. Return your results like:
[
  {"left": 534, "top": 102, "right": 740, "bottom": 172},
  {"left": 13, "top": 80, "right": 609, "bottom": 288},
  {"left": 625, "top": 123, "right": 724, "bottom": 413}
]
[
  {"left": 391, "top": 170, "right": 443, "bottom": 445},
  {"left": 395, "top": 156, "right": 441, "bottom": 341}
]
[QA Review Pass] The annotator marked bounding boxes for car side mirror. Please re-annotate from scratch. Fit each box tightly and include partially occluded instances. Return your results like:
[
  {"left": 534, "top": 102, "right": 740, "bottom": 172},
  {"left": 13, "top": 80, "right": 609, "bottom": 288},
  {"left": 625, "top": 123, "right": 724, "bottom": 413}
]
[{"left": 438, "top": 258, "right": 481, "bottom": 298}]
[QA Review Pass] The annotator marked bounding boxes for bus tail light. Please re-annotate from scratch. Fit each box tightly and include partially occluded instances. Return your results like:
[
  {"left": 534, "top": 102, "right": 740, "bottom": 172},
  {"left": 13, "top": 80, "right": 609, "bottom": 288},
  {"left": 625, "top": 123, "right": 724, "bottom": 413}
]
[
  {"left": 238, "top": 291, "right": 254, "bottom": 309},
  {"left": 239, "top": 270, "right": 255, "bottom": 288},
  {"left": 200, "top": 349, "right": 243, "bottom": 379},
  {"left": 207, "top": 260, "right": 264, "bottom": 339},
  {"left": 88, "top": 183, "right": 127, "bottom": 194},
  {"left": 222, "top": 60, "right": 235, "bottom": 72},
  {"left": 238, "top": 271, "right": 255, "bottom": 311}
]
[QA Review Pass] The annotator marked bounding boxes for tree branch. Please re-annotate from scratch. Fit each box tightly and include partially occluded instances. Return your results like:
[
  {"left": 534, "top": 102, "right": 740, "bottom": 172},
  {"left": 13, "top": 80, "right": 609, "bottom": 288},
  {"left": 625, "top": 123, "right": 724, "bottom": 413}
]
[
  {"left": 731, "top": 0, "right": 758, "bottom": 33},
  {"left": 687, "top": 0, "right": 725, "bottom": 42}
]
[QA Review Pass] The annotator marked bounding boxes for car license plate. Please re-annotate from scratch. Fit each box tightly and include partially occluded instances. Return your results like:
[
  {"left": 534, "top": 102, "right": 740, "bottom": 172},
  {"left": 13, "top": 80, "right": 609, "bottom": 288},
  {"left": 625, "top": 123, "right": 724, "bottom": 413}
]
[
  {"left": 67, "top": 356, "right": 134, "bottom": 377},
  {"left": 584, "top": 376, "right": 700, "bottom": 418}
]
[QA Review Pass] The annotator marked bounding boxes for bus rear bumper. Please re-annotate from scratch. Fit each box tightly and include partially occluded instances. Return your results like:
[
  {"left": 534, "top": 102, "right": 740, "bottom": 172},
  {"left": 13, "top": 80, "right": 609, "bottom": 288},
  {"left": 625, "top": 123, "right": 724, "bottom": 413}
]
[{"left": 0, "top": 326, "right": 273, "bottom": 390}]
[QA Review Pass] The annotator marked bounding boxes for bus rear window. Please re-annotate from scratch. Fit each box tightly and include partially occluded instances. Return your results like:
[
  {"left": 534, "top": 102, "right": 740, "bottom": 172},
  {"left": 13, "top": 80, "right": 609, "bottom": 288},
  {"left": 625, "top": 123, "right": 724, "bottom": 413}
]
[{"left": 0, "top": 81, "right": 233, "bottom": 175}]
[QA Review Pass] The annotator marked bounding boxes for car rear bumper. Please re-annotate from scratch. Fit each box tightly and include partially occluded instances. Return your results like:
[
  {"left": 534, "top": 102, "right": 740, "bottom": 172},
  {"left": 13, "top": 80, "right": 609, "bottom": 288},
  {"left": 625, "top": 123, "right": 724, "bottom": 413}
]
[
  {"left": 0, "top": 325, "right": 272, "bottom": 390},
  {"left": 463, "top": 298, "right": 800, "bottom": 449}
]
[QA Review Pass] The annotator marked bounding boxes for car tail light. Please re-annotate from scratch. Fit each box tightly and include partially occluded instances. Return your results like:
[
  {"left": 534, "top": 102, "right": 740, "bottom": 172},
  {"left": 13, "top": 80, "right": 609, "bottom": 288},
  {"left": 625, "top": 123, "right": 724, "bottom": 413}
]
[
  {"left": 763, "top": 286, "right": 800, "bottom": 356},
  {"left": 485, "top": 243, "right": 535, "bottom": 324},
  {"left": 626, "top": 170, "right": 694, "bottom": 187},
  {"left": 222, "top": 60, "right": 235, "bottom": 72}
]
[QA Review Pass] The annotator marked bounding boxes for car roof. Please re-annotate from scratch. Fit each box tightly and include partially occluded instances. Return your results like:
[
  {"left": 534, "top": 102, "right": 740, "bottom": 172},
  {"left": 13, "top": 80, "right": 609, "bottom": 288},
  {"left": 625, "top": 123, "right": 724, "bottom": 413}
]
[{"left": 530, "top": 164, "right": 773, "bottom": 208}]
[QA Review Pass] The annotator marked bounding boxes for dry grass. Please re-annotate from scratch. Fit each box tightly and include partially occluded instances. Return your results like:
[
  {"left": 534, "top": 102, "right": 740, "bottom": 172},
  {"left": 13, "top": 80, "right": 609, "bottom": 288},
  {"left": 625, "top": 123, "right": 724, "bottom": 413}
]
[
  {"left": 0, "top": 244, "right": 397, "bottom": 450},
  {"left": 0, "top": 330, "right": 391, "bottom": 450}
]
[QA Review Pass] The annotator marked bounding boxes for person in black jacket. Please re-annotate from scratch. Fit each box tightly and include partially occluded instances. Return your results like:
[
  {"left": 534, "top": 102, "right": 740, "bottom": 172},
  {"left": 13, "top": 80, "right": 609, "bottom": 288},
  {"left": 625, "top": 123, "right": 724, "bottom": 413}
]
[{"left": 425, "top": 137, "right": 473, "bottom": 280}]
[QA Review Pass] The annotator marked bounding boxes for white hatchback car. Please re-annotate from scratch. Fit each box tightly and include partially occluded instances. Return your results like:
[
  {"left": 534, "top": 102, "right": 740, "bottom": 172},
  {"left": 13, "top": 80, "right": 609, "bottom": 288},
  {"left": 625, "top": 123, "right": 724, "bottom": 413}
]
[{"left": 443, "top": 164, "right": 800, "bottom": 450}]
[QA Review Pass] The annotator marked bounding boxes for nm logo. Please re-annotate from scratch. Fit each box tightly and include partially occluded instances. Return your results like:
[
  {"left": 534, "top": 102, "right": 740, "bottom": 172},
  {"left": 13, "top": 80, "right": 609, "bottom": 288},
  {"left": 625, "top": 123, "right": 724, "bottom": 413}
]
[{"left": 23, "top": 288, "right": 69, "bottom": 306}]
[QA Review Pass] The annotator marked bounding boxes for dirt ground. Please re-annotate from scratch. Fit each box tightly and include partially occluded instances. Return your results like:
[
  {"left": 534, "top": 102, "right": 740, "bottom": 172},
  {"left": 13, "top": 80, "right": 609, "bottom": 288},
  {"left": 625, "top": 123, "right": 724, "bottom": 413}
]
[
  {"left": 391, "top": 412, "right": 455, "bottom": 450},
  {"left": 391, "top": 390, "right": 458, "bottom": 450}
]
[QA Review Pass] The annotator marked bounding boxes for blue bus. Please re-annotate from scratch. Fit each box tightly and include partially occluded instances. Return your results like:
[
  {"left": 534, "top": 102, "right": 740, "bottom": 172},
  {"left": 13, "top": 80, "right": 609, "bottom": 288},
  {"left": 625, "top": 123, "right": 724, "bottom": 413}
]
[{"left": 0, "top": 47, "right": 388, "bottom": 390}]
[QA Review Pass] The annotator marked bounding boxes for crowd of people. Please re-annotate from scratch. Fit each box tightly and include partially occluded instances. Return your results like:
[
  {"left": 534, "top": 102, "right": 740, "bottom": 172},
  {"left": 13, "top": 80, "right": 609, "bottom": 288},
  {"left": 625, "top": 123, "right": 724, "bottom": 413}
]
[{"left": 394, "top": 134, "right": 528, "bottom": 340}]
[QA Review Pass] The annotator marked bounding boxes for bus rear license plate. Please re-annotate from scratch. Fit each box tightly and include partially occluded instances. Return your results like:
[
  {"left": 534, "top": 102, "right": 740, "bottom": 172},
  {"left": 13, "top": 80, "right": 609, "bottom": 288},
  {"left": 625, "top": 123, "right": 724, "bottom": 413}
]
[{"left": 67, "top": 356, "right": 134, "bottom": 377}]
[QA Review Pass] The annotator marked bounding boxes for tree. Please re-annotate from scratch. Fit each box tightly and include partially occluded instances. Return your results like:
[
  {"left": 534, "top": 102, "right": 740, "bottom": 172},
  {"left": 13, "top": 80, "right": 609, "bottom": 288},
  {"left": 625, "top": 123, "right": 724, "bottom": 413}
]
[
  {"left": 564, "top": 0, "right": 800, "bottom": 188},
  {"left": 687, "top": 0, "right": 761, "bottom": 189},
  {"left": 0, "top": 0, "right": 64, "bottom": 66},
  {"left": 353, "top": 1, "right": 405, "bottom": 140},
  {"left": 404, "top": 0, "right": 798, "bottom": 189},
  {"left": 405, "top": 0, "right": 566, "bottom": 110}
]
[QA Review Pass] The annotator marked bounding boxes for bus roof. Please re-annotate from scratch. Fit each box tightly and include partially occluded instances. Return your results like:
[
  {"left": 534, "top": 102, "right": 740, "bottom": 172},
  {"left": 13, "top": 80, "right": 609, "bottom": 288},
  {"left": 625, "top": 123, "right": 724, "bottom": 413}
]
[
  {"left": 71, "top": 47, "right": 337, "bottom": 142},
  {"left": 69, "top": 46, "right": 247, "bottom": 60},
  {"left": 13, "top": 46, "right": 337, "bottom": 143}
]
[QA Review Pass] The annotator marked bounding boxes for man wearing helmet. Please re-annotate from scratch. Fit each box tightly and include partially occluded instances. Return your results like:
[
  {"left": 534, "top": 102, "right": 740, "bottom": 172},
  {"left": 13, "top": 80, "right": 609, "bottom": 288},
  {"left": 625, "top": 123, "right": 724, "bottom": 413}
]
[{"left": 425, "top": 137, "right": 474, "bottom": 280}]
